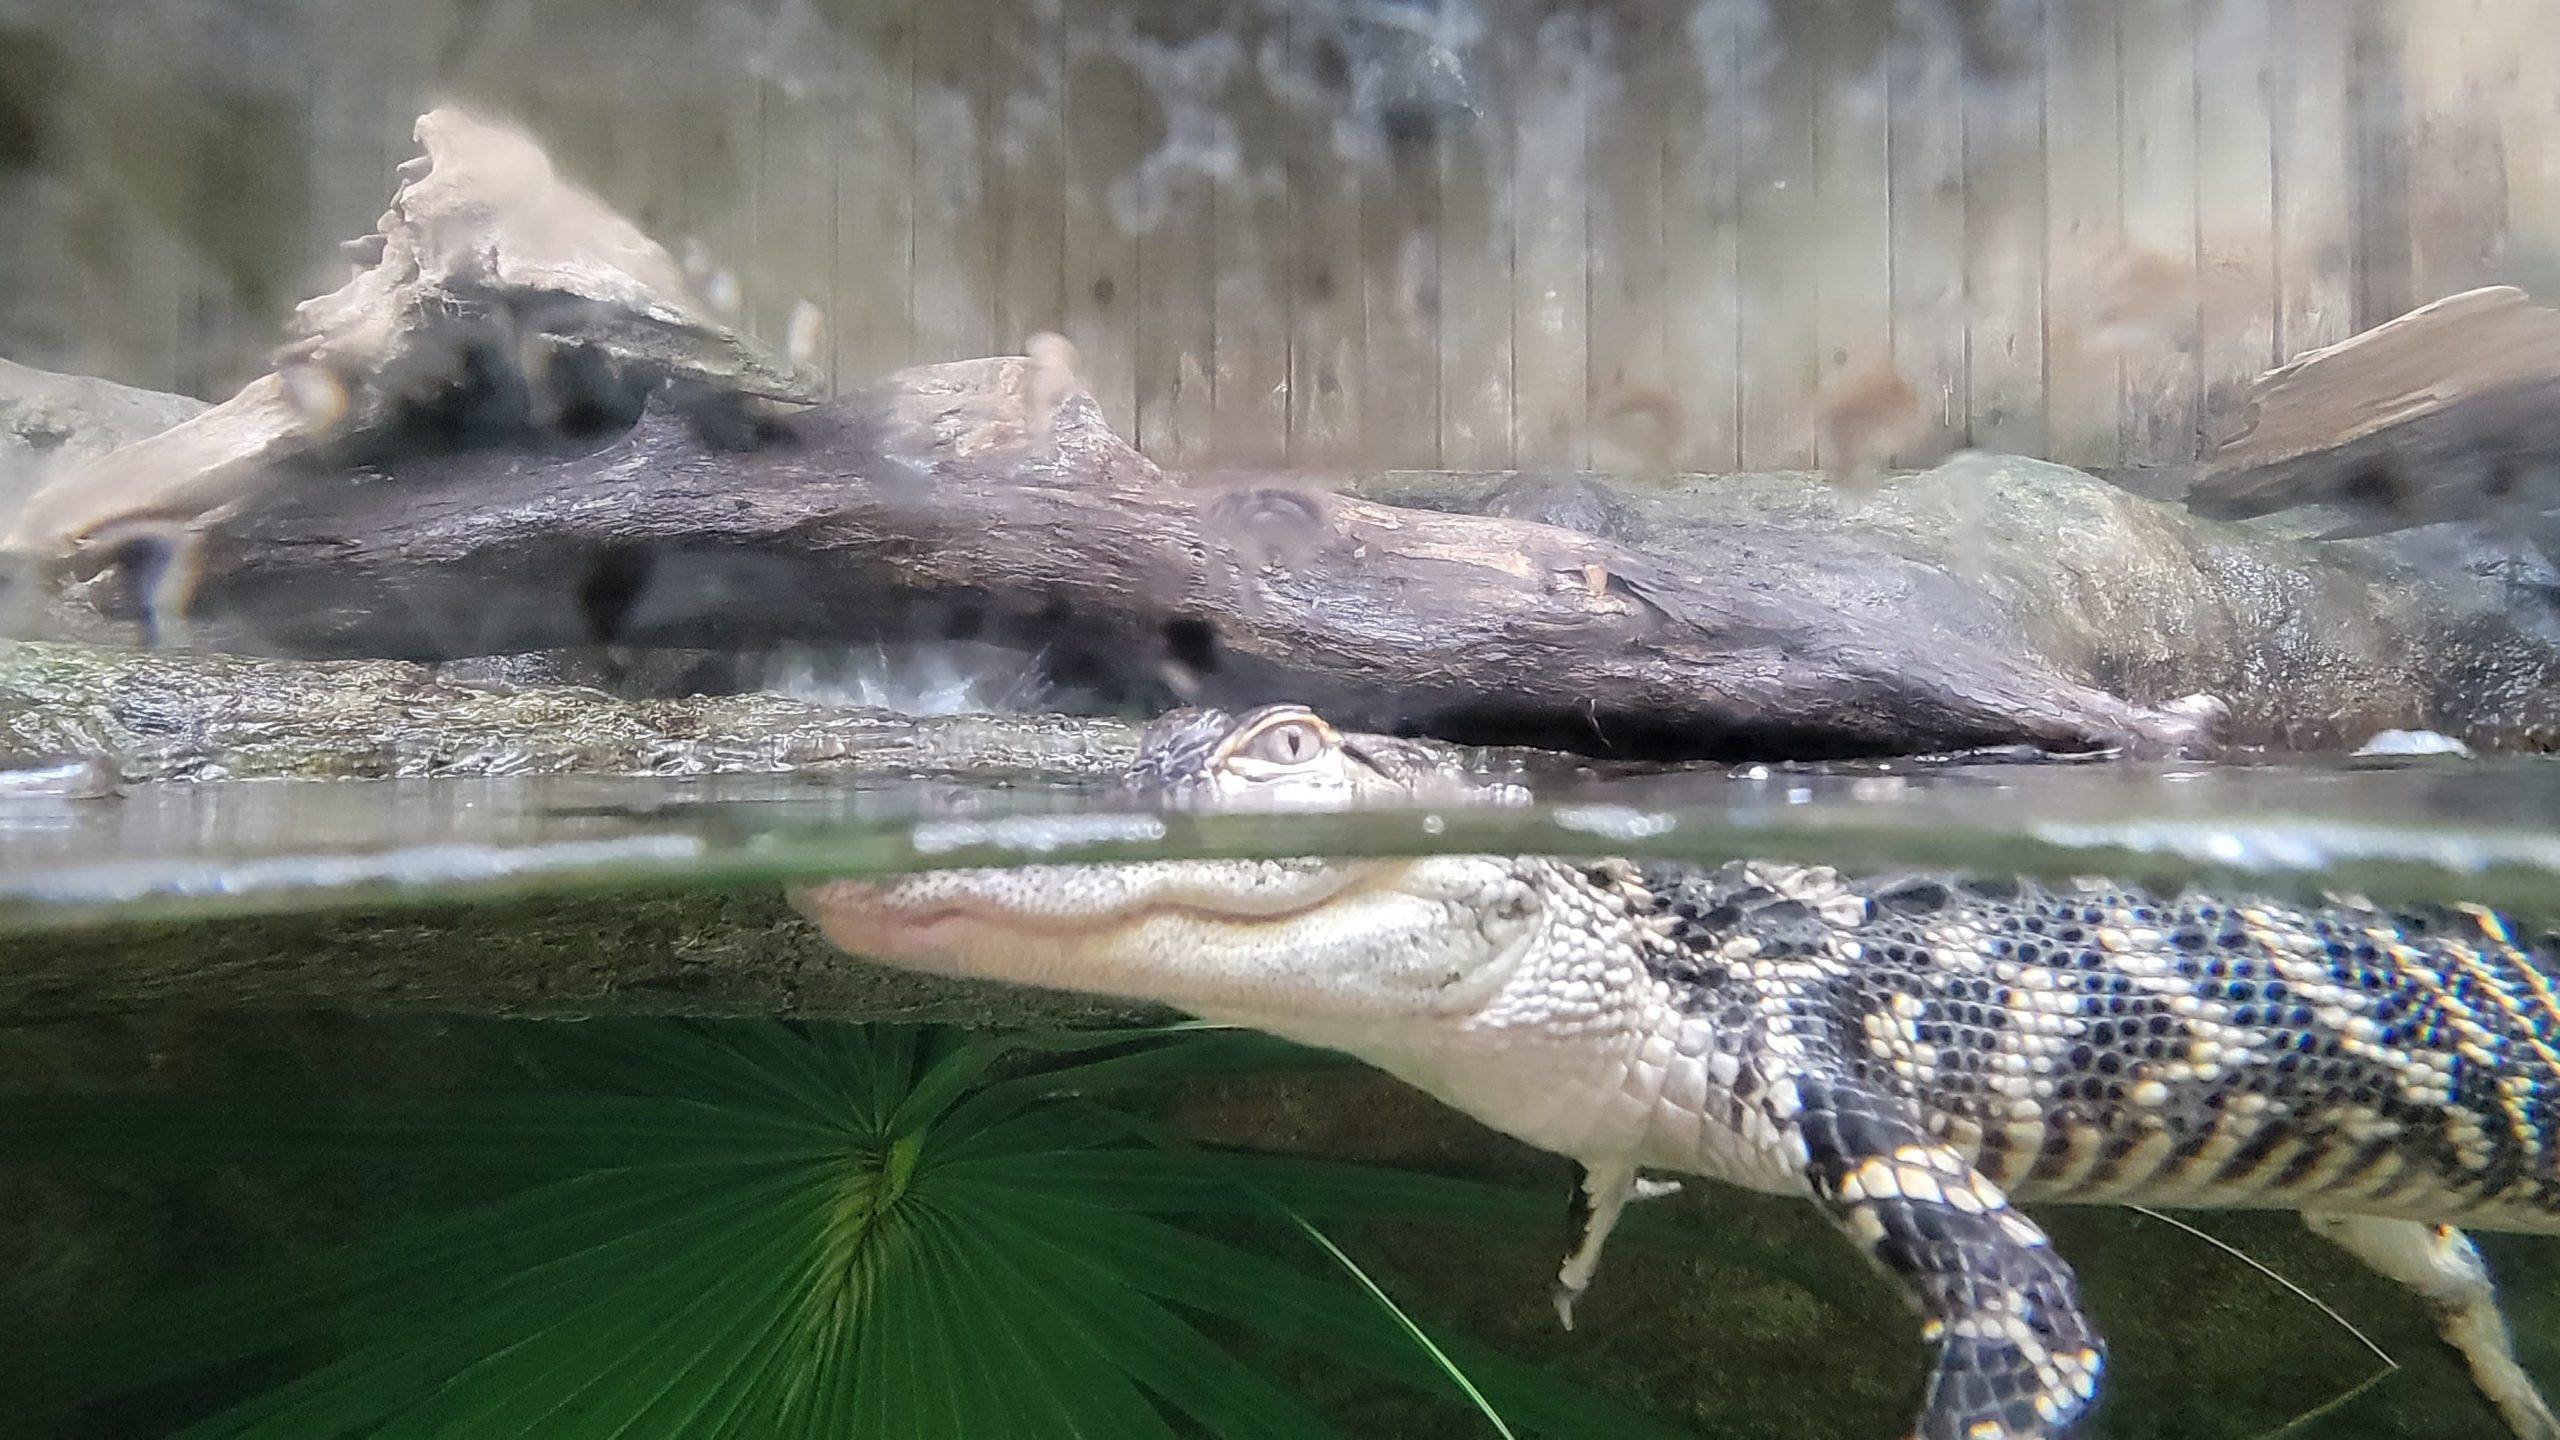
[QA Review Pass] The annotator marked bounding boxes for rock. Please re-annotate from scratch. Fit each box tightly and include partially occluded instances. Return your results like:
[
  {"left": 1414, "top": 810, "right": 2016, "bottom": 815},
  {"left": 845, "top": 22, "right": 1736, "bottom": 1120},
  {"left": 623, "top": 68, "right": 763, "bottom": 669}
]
[
  {"left": 0, "top": 359, "right": 208, "bottom": 468},
  {"left": 1477, "top": 472, "right": 1645, "bottom": 542},
  {"left": 0, "top": 358, "right": 206, "bottom": 534},
  {"left": 0, "top": 753, "right": 120, "bottom": 799},
  {"left": 2356, "top": 728, "right": 2475, "bottom": 757}
]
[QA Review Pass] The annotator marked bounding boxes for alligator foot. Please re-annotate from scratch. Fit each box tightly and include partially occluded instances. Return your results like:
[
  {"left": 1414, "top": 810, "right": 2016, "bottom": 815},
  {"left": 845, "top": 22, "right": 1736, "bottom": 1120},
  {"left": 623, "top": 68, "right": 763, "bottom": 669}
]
[
  {"left": 1794, "top": 1074, "right": 2103, "bottom": 1439},
  {"left": 2308, "top": 1213, "right": 2560, "bottom": 1440}
]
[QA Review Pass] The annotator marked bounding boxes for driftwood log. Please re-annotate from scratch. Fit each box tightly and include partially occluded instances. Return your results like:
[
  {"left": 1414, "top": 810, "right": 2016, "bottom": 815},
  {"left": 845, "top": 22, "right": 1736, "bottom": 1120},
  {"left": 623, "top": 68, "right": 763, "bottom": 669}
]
[
  {"left": 3, "top": 107, "right": 817, "bottom": 565},
  {"left": 2190, "top": 286, "right": 2560, "bottom": 534},
  {"left": 6, "top": 105, "right": 2211, "bottom": 761},
  {"left": 114, "top": 358, "right": 2212, "bottom": 760}
]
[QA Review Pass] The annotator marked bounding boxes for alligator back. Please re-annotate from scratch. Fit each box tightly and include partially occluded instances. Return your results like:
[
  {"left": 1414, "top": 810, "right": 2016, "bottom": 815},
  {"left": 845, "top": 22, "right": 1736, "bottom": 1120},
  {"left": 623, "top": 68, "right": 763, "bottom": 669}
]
[{"left": 1638, "top": 863, "right": 2560, "bottom": 1233}]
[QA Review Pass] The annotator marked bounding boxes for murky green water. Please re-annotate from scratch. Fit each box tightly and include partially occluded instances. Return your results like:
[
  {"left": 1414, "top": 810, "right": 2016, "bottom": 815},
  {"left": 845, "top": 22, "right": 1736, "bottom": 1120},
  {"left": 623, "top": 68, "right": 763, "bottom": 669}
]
[{"left": 5, "top": 754, "right": 2557, "bottom": 1440}]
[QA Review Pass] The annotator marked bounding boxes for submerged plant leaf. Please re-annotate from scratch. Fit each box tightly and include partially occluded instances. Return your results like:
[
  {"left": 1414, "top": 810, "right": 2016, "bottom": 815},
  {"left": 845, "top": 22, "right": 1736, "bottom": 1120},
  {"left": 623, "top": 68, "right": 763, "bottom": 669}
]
[{"left": 2, "top": 1021, "right": 1689, "bottom": 1439}]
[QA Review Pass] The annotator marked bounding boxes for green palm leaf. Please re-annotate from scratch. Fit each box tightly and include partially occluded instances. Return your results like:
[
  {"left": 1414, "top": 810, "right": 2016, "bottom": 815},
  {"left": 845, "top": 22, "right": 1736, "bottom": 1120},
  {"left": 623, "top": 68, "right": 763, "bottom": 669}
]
[{"left": 3, "top": 1020, "right": 1691, "bottom": 1439}]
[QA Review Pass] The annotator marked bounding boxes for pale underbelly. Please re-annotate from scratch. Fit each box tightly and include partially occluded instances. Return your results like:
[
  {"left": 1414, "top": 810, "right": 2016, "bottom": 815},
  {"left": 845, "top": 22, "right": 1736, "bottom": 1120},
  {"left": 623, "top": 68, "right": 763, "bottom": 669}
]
[{"left": 1331, "top": 1027, "right": 1814, "bottom": 1198}]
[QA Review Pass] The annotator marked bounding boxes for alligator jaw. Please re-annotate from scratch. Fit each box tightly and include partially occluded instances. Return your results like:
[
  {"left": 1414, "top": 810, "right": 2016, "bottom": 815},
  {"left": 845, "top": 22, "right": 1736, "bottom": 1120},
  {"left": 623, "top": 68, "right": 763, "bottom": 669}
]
[{"left": 790, "top": 856, "right": 1545, "bottom": 1031}]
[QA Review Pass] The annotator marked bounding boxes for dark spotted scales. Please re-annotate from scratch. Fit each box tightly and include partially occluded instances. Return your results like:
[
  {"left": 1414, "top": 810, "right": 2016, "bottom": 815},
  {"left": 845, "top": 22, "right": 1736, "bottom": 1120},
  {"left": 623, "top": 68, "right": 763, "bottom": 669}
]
[{"left": 1622, "top": 863, "right": 2560, "bottom": 1439}]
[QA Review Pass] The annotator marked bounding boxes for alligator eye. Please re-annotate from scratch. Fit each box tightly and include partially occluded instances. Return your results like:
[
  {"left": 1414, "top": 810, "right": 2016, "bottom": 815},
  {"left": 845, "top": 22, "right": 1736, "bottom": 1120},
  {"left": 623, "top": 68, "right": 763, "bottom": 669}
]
[{"left": 1243, "top": 719, "right": 1327, "bottom": 765}]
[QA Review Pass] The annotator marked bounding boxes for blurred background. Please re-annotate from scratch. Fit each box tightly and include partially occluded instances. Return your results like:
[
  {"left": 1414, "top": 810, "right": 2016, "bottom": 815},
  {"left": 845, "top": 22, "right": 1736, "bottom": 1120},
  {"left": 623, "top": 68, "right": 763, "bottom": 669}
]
[{"left": 4, "top": 0, "right": 2548, "bottom": 484}]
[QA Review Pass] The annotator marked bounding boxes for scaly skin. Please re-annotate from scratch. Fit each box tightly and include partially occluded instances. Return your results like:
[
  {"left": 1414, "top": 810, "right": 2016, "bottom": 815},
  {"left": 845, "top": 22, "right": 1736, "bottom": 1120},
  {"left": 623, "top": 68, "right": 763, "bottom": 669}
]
[{"left": 794, "top": 704, "right": 2560, "bottom": 1440}]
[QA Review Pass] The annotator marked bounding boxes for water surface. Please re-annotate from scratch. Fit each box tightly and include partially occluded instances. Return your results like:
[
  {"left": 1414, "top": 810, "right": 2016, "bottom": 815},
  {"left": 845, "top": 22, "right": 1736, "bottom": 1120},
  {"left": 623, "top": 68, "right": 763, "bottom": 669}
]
[{"left": 6, "top": 753, "right": 2556, "bottom": 932}]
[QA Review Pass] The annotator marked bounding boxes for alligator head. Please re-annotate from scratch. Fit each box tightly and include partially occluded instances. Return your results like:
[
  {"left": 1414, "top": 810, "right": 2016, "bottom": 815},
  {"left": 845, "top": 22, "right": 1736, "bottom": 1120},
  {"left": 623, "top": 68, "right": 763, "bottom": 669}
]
[{"left": 788, "top": 705, "right": 1639, "bottom": 1075}]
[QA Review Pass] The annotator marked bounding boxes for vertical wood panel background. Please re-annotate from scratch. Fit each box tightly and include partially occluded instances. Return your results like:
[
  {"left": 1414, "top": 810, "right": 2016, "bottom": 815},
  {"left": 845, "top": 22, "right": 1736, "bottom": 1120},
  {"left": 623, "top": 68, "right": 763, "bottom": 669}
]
[
  {"left": 1960, "top": 0, "right": 2047, "bottom": 460},
  {"left": 7, "top": 0, "right": 2559, "bottom": 476},
  {"left": 2041, "top": 0, "right": 2121, "bottom": 471}
]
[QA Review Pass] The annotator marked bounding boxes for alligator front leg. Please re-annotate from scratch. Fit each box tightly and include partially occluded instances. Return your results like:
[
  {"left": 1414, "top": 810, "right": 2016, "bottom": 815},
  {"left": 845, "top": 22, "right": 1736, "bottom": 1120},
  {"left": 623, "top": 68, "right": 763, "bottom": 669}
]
[
  {"left": 1554, "top": 1160, "right": 1682, "bottom": 1330},
  {"left": 1793, "top": 1075, "right": 2104, "bottom": 1440}
]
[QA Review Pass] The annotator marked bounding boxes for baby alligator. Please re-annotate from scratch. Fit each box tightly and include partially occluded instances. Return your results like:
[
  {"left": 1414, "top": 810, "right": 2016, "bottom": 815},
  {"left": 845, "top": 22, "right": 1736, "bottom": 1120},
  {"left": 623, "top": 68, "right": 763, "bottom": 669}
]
[{"left": 796, "top": 704, "right": 2560, "bottom": 1440}]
